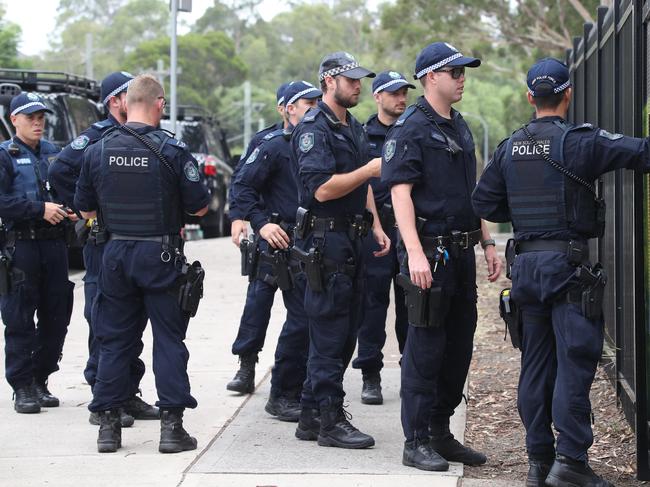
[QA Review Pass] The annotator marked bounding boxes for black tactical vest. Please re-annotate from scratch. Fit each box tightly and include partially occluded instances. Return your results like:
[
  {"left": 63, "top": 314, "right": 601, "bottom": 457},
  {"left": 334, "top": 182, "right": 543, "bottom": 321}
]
[
  {"left": 99, "top": 130, "right": 181, "bottom": 236},
  {"left": 504, "top": 120, "right": 602, "bottom": 240}
]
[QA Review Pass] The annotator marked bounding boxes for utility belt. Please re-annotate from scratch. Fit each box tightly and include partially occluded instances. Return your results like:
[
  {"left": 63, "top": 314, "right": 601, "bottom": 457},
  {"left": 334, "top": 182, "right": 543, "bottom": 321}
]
[
  {"left": 504, "top": 238, "right": 589, "bottom": 279},
  {"left": 420, "top": 228, "right": 482, "bottom": 259},
  {"left": 395, "top": 273, "right": 443, "bottom": 327},
  {"left": 294, "top": 207, "right": 373, "bottom": 241},
  {"left": 378, "top": 203, "right": 396, "bottom": 230},
  {"left": 290, "top": 246, "right": 356, "bottom": 293},
  {"left": 239, "top": 233, "right": 301, "bottom": 291},
  {"left": 8, "top": 225, "right": 66, "bottom": 241}
]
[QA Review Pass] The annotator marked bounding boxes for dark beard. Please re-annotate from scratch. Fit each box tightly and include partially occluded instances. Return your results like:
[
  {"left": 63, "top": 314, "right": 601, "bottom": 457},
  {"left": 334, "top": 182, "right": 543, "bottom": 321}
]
[{"left": 334, "top": 90, "right": 357, "bottom": 109}]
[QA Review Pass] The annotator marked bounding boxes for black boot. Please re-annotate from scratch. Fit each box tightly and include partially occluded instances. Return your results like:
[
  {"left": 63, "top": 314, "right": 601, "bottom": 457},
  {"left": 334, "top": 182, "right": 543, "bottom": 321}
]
[
  {"left": 402, "top": 438, "right": 449, "bottom": 471},
  {"left": 97, "top": 409, "right": 122, "bottom": 453},
  {"left": 361, "top": 373, "right": 383, "bottom": 405},
  {"left": 13, "top": 386, "right": 40, "bottom": 414},
  {"left": 89, "top": 408, "right": 134, "bottom": 428},
  {"left": 295, "top": 407, "right": 320, "bottom": 441},
  {"left": 124, "top": 394, "right": 159, "bottom": 420},
  {"left": 159, "top": 409, "right": 198, "bottom": 454},
  {"left": 545, "top": 455, "right": 614, "bottom": 487},
  {"left": 526, "top": 456, "right": 553, "bottom": 487},
  {"left": 265, "top": 396, "right": 301, "bottom": 422},
  {"left": 32, "top": 380, "right": 59, "bottom": 407},
  {"left": 226, "top": 353, "right": 257, "bottom": 394},
  {"left": 429, "top": 422, "right": 487, "bottom": 466},
  {"left": 317, "top": 404, "right": 375, "bottom": 449}
]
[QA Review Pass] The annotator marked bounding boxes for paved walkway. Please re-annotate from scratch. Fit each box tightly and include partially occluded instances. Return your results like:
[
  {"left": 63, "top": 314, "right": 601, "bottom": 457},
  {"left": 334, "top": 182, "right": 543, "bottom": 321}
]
[{"left": 0, "top": 237, "right": 523, "bottom": 487}]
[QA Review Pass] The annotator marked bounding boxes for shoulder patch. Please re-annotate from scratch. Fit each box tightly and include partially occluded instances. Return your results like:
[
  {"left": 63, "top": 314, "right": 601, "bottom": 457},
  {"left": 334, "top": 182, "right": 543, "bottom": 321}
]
[
  {"left": 395, "top": 105, "right": 416, "bottom": 127},
  {"left": 384, "top": 139, "right": 396, "bottom": 162},
  {"left": 71, "top": 135, "right": 90, "bottom": 150},
  {"left": 245, "top": 147, "right": 260, "bottom": 164},
  {"left": 598, "top": 129, "right": 623, "bottom": 141},
  {"left": 184, "top": 160, "right": 200, "bottom": 182},
  {"left": 299, "top": 132, "right": 315, "bottom": 153}
]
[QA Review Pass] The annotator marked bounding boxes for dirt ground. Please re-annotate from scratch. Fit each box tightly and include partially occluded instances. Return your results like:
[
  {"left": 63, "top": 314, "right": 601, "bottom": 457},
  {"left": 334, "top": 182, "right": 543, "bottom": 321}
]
[{"left": 464, "top": 254, "right": 647, "bottom": 486}]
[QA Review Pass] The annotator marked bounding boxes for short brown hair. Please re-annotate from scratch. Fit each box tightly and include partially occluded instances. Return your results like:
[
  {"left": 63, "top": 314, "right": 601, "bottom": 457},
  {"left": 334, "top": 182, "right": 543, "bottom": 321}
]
[
  {"left": 533, "top": 91, "right": 566, "bottom": 110},
  {"left": 126, "top": 74, "right": 163, "bottom": 107}
]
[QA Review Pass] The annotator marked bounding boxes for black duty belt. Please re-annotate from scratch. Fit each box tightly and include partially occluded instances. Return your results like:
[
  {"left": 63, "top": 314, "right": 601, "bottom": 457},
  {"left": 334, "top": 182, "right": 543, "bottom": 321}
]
[
  {"left": 110, "top": 233, "right": 182, "bottom": 246},
  {"left": 9, "top": 226, "right": 65, "bottom": 240},
  {"left": 516, "top": 239, "right": 589, "bottom": 264},
  {"left": 420, "top": 229, "right": 482, "bottom": 250},
  {"left": 309, "top": 215, "right": 371, "bottom": 238}
]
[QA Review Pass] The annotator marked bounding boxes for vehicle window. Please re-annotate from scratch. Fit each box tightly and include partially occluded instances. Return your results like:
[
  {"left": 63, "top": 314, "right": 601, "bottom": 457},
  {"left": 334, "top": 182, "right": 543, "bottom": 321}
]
[
  {"left": 204, "top": 122, "right": 225, "bottom": 161},
  {"left": 66, "top": 96, "right": 101, "bottom": 137},
  {"left": 42, "top": 97, "right": 71, "bottom": 146},
  {"left": 177, "top": 122, "right": 208, "bottom": 154}
]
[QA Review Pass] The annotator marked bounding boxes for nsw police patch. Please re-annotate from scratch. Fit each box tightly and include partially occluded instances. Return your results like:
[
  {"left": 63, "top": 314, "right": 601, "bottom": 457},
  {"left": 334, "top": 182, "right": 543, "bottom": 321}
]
[
  {"left": 384, "top": 139, "right": 396, "bottom": 162},
  {"left": 245, "top": 147, "right": 260, "bottom": 164},
  {"left": 598, "top": 129, "right": 623, "bottom": 141},
  {"left": 184, "top": 161, "right": 200, "bottom": 182},
  {"left": 71, "top": 135, "right": 90, "bottom": 150},
  {"left": 299, "top": 132, "right": 314, "bottom": 153}
]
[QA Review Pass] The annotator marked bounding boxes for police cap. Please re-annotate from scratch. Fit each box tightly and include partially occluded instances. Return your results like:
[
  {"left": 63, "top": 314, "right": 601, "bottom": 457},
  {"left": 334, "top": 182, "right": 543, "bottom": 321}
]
[
  {"left": 414, "top": 42, "right": 481, "bottom": 80},
  {"left": 372, "top": 70, "right": 416, "bottom": 95},
  {"left": 318, "top": 52, "right": 375, "bottom": 82},
  {"left": 527, "top": 58, "right": 571, "bottom": 97},
  {"left": 9, "top": 92, "right": 53, "bottom": 116},
  {"left": 283, "top": 81, "right": 322, "bottom": 107},
  {"left": 100, "top": 71, "right": 135, "bottom": 106},
  {"left": 276, "top": 82, "right": 291, "bottom": 106}
]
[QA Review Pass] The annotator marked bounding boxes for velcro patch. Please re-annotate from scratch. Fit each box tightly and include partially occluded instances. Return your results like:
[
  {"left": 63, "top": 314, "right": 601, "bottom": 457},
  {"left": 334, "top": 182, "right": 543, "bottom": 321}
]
[
  {"left": 598, "top": 129, "right": 623, "bottom": 141},
  {"left": 184, "top": 160, "right": 200, "bottom": 182},
  {"left": 71, "top": 135, "right": 90, "bottom": 150},
  {"left": 245, "top": 147, "right": 260, "bottom": 165},
  {"left": 511, "top": 138, "right": 552, "bottom": 160},
  {"left": 299, "top": 132, "right": 314, "bottom": 153},
  {"left": 384, "top": 139, "right": 396, "bottom": 162}
]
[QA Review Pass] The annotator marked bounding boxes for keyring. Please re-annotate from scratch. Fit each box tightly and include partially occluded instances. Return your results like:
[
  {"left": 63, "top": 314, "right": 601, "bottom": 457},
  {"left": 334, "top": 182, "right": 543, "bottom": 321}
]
[{"left": 160, "top": 250, "right": 171, "bottom": 263}]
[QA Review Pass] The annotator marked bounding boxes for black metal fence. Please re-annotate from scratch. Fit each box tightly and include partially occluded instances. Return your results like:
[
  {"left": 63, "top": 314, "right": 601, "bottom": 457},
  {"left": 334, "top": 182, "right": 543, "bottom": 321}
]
[{"left": 566, "top": 0, "right": 650, "bottom": 478}]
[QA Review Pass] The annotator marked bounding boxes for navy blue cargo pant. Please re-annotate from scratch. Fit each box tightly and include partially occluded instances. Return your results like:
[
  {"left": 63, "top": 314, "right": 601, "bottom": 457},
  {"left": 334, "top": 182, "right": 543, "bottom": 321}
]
[
  {"left": 300, "top": 231, "right": 364, "bottom": 409},
  {"left": 89, "top": 241, "right": 196, "bottom": 412},
  {"left": 352, "top": 226, "right": 408, "bottom": 375},
  {"left": 398, "top": 243, "right": 477, "bottom": 442},
  {"left": 2, "top": 238, "right": 74, "bottom": 390},
  {"left": 82, "top": 240, "right": 146, "bottom": 396},
  {"left": 511, "top": 251, "right": 603, "bottom": 462}
]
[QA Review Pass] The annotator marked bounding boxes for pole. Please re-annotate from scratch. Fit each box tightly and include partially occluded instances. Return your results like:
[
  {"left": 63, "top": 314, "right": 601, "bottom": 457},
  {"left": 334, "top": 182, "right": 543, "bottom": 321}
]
[
  {"left": 243, "top": 81, "right": 252, "bottom": 148},
  {"left": 170, "top": 0, "right": 178, "bottom": 133},
  {"left": 464, "top": 112, "right": 489, "bottom": 166},
  {"left": 85, "top": 33, "right": 93, "bottom": 79}
]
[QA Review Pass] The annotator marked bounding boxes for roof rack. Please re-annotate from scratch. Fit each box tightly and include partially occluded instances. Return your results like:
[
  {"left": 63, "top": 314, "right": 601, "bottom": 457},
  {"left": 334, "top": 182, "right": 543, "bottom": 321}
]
[{"left": 0, "top": 69, "right": 100, "bottom": 100}]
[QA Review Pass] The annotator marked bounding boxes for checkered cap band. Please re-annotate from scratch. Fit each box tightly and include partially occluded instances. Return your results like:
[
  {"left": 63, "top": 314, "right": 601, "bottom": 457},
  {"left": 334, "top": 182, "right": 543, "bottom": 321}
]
[
  {"left": 286, "top": 87, "right": 320, "bottom": 106},
  {"left": 319, "top": 62, "right": 360, "bottom": 81},
  {"left": 415, "top": 52, "right": 463, "bottom": 79},
  {"left": 102, "top": 79, "right": 133, "bottom": 105},
  {"left": 373, "top": 78, "right": 409, "bottom": 95},
  {"left": 11, "top": 101, "right": 47, "bottom": 116},
  {"left": 528, "top": 79, "right": 571, "bottom": 96},
  {"left": 277, "top": 96, "right": 285, "bottom": 106}
]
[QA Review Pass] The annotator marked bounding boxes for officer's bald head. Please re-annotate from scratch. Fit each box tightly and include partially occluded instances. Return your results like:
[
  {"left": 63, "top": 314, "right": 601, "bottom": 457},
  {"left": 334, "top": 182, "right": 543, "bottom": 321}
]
[{"left": 126, "top": 74, "right": 164, "bottom": 108}]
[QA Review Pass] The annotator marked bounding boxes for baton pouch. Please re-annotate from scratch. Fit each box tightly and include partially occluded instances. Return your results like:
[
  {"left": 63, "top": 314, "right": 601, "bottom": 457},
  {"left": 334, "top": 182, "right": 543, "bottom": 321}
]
[
  {"left": 270, "top": 250, "right": 294, "bottom": 291},
  {"left": 499, "top": 288, "right": 522, "bottom": 349},
  {"left": 295, "top": 207, "right": 311, "bottom": 240},
  {"left": 505, "top": 238, "right": 516, "bottom": 280},
  {"left": 178, "top": 260, "right": 205, "bottom": 317},
  {"left": 0, "top": 253, "right": 10, "bottom": 296},
  {"left": 240, "top": 238, "right": 258, "bottom": 277}
]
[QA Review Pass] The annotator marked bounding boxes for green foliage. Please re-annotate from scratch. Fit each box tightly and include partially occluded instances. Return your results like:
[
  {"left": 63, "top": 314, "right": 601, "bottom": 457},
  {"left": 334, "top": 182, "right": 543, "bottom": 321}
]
[{"left": 0, "top": 1, "right": 22, "bottom": 68}]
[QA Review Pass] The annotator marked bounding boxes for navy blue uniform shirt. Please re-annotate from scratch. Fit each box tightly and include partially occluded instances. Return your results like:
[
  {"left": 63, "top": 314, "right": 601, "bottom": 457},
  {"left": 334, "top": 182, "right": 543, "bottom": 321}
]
[
  {"left": 232, "top": 128, "right": 299, "bottom": 232},
  {"left": 49, "top": 114, "right": 119, "bottom": 209},
  {"left": 472, "top": 116, "right": 650, "bottom": 238},
  {"left": 75, "top": 124, "right": 210, "bottom": 215},
  {"left": 381, "top": 96, "right": 479, "bottom": 234},
  {"left": 229, "top": 121, "right": 283, "bottom": 220},
  {"left": 0, "top": 136, "right": 60, "bottom": 224},
  {"left": 365, "top": 113, "right": 391, "bottom": 208},
  {"left": 292, "top": 100, "right": 370, "bottom": 217}
]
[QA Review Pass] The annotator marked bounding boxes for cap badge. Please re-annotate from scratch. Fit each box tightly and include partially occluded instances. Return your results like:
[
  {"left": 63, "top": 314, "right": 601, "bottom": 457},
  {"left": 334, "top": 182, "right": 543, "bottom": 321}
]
[
  {"left": 27, "top": 93, "right": 40, "bottom": 101},
  {"left": 389, "top": 71, "right": 401, "bottom": 79}
]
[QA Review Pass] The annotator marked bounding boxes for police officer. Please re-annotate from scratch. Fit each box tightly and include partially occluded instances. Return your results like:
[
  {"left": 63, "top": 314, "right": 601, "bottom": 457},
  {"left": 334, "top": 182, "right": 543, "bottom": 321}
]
[
  {"left": 471, "top": 58, "right": 649, "bottom": 487},
  {"left": 226, "top": 82, "right": 291, "bottom": 394},
  {"left": 49, "top": 71, "right": 158, "bottom": 427},
  {"left": 0, "top": 92, "right": 75, "bottom": 413},
  {"left": 292, "top": 52, "right": 390, "bottom": 449},
  {"left": 352, "top": 70, "right": 414, "bottom": 405},
  {"left": 75, "top": 75, "right": 210, "bottom": 454},
  {"left": 382, "top": 42, "right": 501, "bottom": 470},
  {"left": 233, "top": 80, "right": 322, "bottom": 421}
]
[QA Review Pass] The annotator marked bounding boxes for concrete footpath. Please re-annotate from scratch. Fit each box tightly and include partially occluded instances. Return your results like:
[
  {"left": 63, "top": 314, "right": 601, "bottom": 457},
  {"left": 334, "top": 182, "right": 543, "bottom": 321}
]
[{"left": 0, "top": 237, "right": 523, "bottom": 487}]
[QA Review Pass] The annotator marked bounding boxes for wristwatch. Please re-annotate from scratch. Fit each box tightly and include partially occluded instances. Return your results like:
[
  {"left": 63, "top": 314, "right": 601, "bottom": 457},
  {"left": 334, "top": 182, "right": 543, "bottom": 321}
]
[{"left": 481, "top": 238, "right": 496, "bottom": 249}]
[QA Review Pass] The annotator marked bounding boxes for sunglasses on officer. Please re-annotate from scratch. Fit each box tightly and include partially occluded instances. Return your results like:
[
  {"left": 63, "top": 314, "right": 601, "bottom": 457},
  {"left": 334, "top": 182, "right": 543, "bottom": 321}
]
[
  {"left": 157, "top": 96, "right": 167, "bottom": 109},
  {"left": 436, "top": 66, "right": 465, "bottom": 80}
]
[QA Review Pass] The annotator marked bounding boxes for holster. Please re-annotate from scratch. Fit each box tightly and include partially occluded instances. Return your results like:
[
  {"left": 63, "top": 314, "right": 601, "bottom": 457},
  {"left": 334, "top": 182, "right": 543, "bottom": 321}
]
[
  {"left": 396, "top": 273, "right": 443, "bottom": 328},
  {"left": 178, "top": 260, "right": 205, "bottom": 317},
  {"left": 239, "top": 238, "right": 259, "bottom": 279},
  {"left": 499, "top": 288, "right": 522, "bottom": 349},
  {"left": 505, "top": 238, "right": 516, "bottom": 280},
  {"left": 294, "top": 207, "right": 311, "bottom": 240},
  {"left": 259, "top": 249, "right": 294, "bottom": 291},
  {"left": 0, "top": 252, "right": 10, "bottom": 296},
  {"left": 291, "top": 246, "right": 323, "bottom": 292},
  {"left": 567, "top": 264, "right": 607, "bottom": 320}
]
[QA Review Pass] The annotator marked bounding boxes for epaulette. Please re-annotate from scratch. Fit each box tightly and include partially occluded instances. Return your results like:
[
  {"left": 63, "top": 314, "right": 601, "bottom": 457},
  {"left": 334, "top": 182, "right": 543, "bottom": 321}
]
[
  {"left": 258, "top": 123, "right": 278, "bottom": 134},
  {"left": 301, "top": 107, "right": 321, "bottom": 123},
  {"left": 92, "top": 119, "right": 114, "bottom": 130},
  {"left": 262, "top": 128, "right": 284, "bottom": 141},
  {"left": 394, "top": 105, "right": 416, "bottom": 127},
  {"left": 576, "top": 122, "right": 594, "bottom": 130},
  {"left": 165, "top": 137, "right": 187, "bottom": 150}
]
